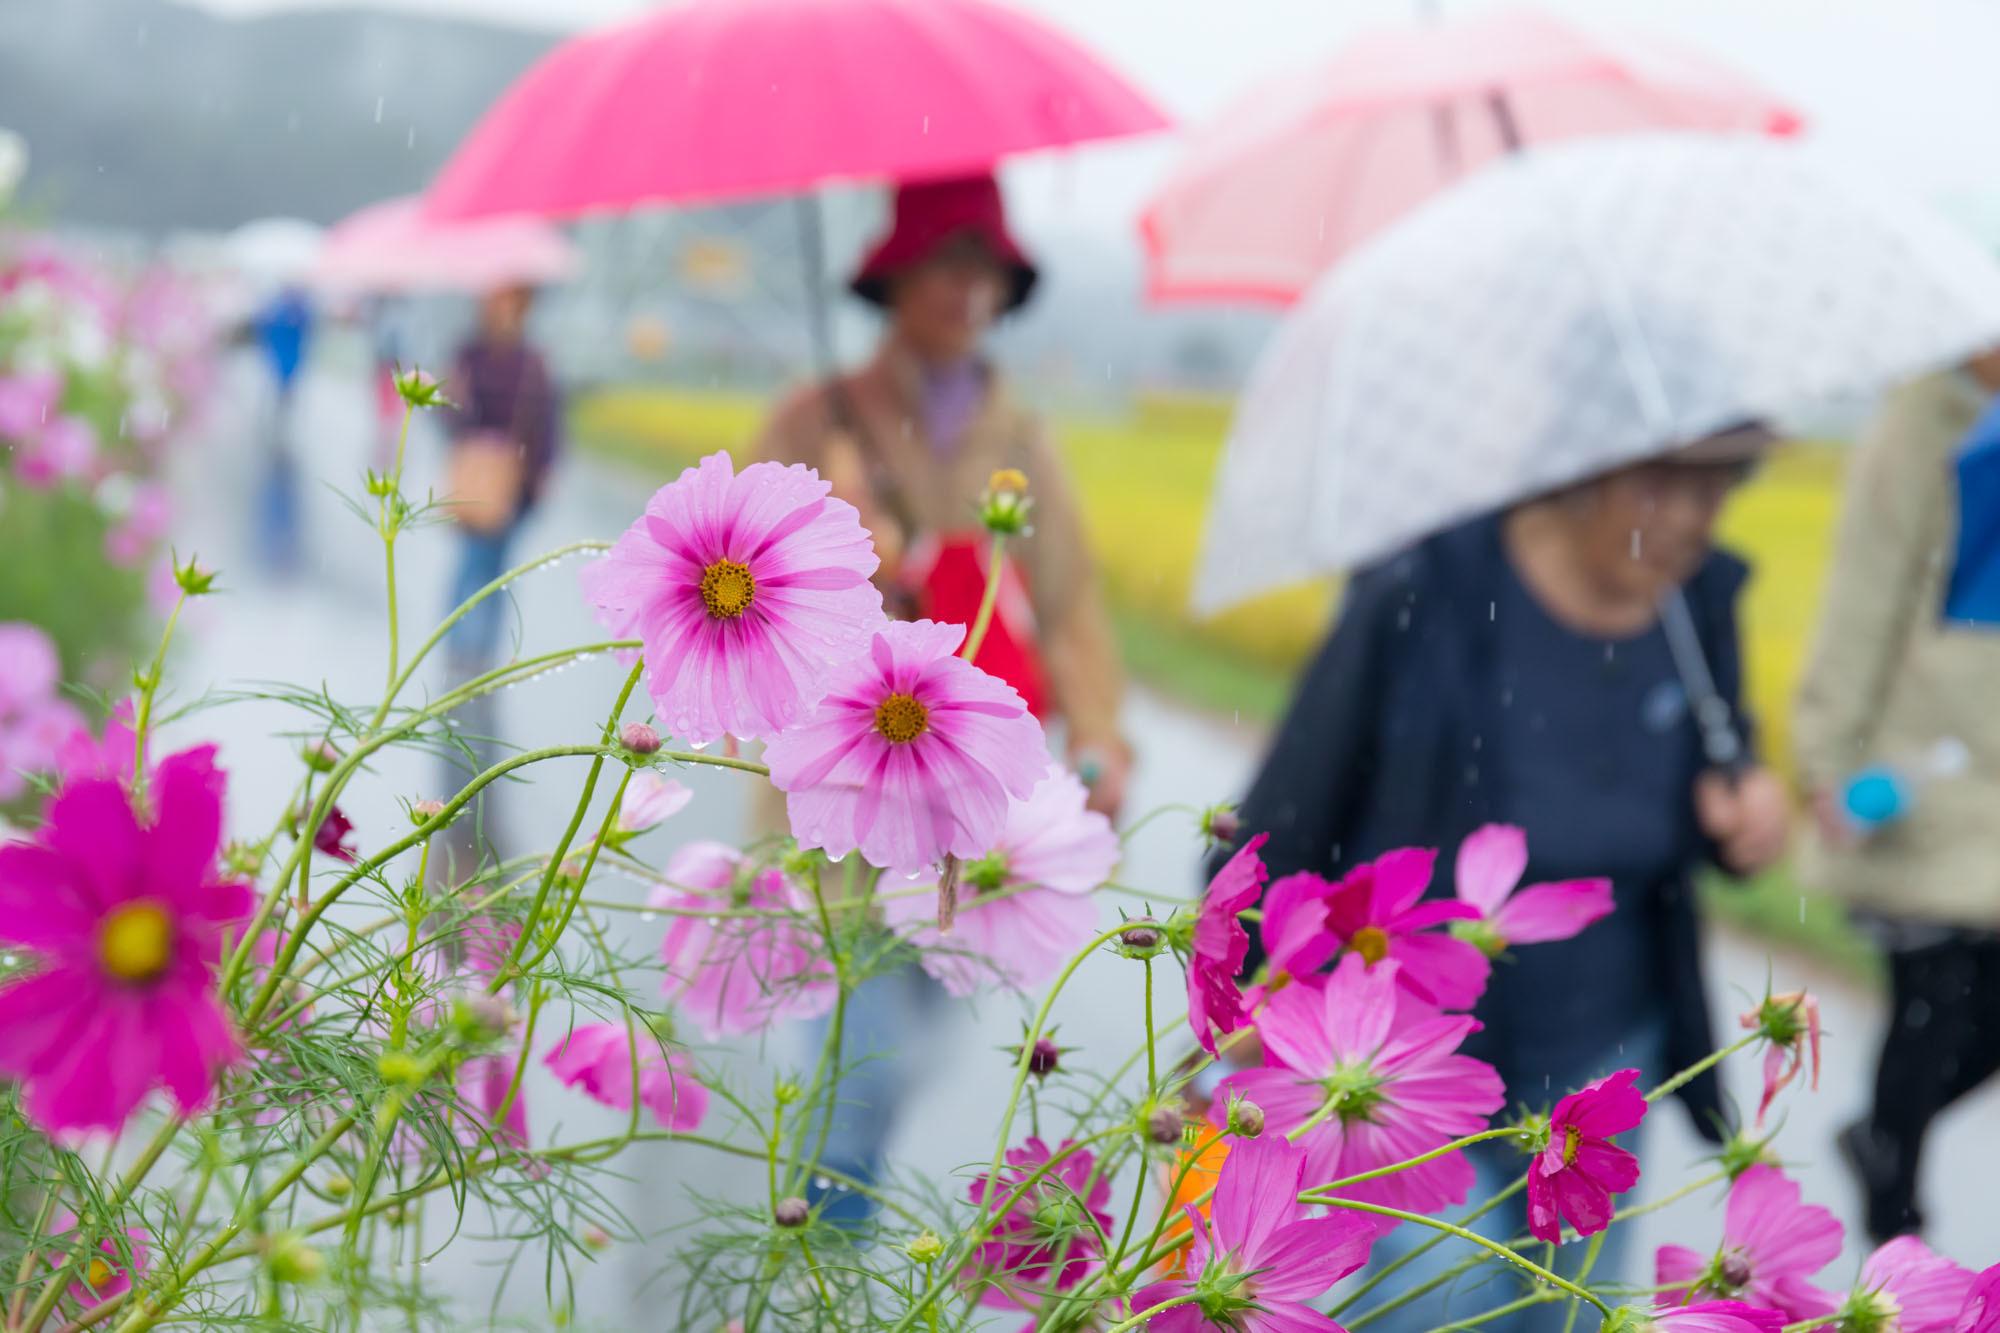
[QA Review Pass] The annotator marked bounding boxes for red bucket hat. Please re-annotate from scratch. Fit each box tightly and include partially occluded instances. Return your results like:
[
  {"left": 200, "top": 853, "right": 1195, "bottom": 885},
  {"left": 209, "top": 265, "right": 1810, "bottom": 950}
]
[{"left": 849, "top": 174, "right": 1039, "bottom": 312}]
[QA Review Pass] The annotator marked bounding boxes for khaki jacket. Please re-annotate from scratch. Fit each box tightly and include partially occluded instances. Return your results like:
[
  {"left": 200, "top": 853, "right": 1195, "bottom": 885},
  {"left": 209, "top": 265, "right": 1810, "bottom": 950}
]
[
  {"left": 752, "top": 341, "right": 1127, "bottom": 759},
  {"left": 1793, "top": 370, "right": 2000, "bottom": 926}
]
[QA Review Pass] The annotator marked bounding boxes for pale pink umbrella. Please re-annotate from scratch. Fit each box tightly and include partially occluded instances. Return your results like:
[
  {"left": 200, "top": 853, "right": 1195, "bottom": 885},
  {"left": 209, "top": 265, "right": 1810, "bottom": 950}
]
[
  {"left": 1141, "top": 6, "right": 1802, "bottom": 305},
  {"left": 421, "top": 0, "right": 1167, "bottom": 368},
  {"left": 310, "top": 196, "right": 579, "bottom": 294},
  {"left": 424, "top": 0, "right": 1166, "bottom": 221}
]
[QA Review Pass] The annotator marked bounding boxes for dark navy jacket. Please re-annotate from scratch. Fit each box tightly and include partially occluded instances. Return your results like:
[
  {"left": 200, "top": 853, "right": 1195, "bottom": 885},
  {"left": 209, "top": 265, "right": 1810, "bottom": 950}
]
[{"left": 1220, "top": 514, "right": 1750, "bottom": 1141}]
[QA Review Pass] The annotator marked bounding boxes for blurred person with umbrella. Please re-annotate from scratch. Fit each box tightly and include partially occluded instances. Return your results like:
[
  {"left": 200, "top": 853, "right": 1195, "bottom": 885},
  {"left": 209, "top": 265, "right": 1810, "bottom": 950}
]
[
  {"left": 747, "top": 174, "right": 1130, "bottom": 1226},
  {"left": 1197, "top": 133, "right": 2000, "bottom": 1327},
  {"left": 1794, "top": 348, "right": 2000, "bottom": 1244}
]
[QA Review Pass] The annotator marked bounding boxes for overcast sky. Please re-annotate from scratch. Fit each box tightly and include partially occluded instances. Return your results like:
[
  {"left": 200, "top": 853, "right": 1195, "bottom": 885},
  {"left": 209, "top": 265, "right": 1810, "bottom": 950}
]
[{"left": 179, "top": 0, "right": 2000, "bottom": 239}]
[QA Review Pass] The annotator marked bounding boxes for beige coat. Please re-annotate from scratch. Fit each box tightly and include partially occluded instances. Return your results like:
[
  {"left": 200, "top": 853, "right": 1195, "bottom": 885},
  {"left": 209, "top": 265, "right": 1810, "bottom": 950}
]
[
  {"left": 1793, "top": 370, "right": 2000, "bottom": 925},
  {"left": 752, "top": 341, "right": 1127, "bottom": 760}
]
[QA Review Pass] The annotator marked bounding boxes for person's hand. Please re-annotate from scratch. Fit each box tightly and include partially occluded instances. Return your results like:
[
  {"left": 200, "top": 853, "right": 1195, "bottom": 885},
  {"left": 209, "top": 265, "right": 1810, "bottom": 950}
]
[
  {"left": 1808, "top": 787, "right": 1862, "bottom": 852},
  {"left": 1694, "top": 765, "right": 1792, "bottom": 874},
  {"left": 1074, "top": 744, "right": 1130, "bottom": 821}
]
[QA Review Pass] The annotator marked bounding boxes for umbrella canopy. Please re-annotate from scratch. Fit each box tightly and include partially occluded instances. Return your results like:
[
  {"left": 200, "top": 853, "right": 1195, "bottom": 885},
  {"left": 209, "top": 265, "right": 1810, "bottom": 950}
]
[
  {"left": 310, "top": 197, "right": 579, "bottom": 294},
  {"left": 1141, "top": 6, "right": 1801, "bottom": 305},
  {"left": 1192, "top": 133, "right": 2000, "bottom": 614},
  {"left": 424, "top": 0, "right": 1169, "bottom": 221}
]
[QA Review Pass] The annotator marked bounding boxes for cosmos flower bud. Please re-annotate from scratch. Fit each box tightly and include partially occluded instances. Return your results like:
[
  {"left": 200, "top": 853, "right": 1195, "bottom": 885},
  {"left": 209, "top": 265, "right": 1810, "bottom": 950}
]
[
  {"left": 171, "top": 550, "right": 218, "bottom": 596},
  {"left": 452, "top": 994, "right": 516, "bottom": 1045},
  {"left": 1146, "top": 1102, "right": 1186, "bottom": 1145},
  {"left": 411, "top": 798, "right": 446, "bottom": 825},
  {"left": 376, "top": 1050, "right": 424, "bottom": 1086},
  {"left": 583, "top": 1226, "right": 612, "bottom": 1252},
  {"left": 620, "top": 722, "right": 662, "bottom": 755},
  {"left": 1225, "top": 1095, "right": 1264, "bottom": 1138},
  {"left": 1117, "top": 919, "right": 1163, "bottom": 955},
  {"left": 904, "top": 1230, "right": 944, "bottom": 1264},
  {"left": 1027, "top": 1036, "right": 1060, "bottom": 1079},
  {"left": 1201, "top": 804, "right": 1241, "bottom": 845},
  {"left": 978, "top": 468, "right": 1033, "bottom": 535},
  {"left": 301, "top": 740, "right": 340, "bottom": 773},
  {"left": 393, "top": 366, "right": 452, "bottom": 410},
  {"left": 266, "top": 1234, "right": 325, "bottom": 1285},
  {"left": 322, "top": 1173, "right": 352, "bottom": 1199},
  {"left": 774, "top": 1197, "right": 810, "bottom": 1228}
]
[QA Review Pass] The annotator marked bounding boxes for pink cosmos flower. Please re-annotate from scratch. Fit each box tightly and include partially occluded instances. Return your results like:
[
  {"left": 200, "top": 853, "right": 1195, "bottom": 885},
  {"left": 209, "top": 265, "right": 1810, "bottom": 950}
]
[
  {"left": 764, "top": 619, "right": 1048, "bottom": 876},
  {"left": 581, "top": 451, "right": 884, "bottom": 745},
  {"left": 1452, "top": 824, "right": 1614, "bottom": 954},
  {"left": 54, "top": 699, "right": 139, "bottom": 787},
  {"left": 15, "top": 415, "right": 98, "bottom": 488},
  {"left": 0, "top": 622, "right": 84, "bottom": 803},
  {"left": 457, "top": 1050, "right": 529, "bottom": 1154},
  {"left": 312, "top": 805, "right": 357, "bottom": 862},
  {"left": 543, "top": 1021, "right": 708, "bottom": 1131},
  {"left": 105, "top": 482, "right": 173, "bottom": 567},
  {"left": 1131, "top": 1133, "right": 1376, "bottom": 1332},
  {"left": 1322, "top": 848, "right": 1488, "bottom": 1009},
  {"left": 617, "top": 772, "right": 692, "bottom": 834},
  {"left": 1655, "top": 1165, "right": 1842, "bottom": 1321},
  {"left": 1844, "top": 1238, "right": 1976, "bottom": 1333},
  {"left": 1527, "top": 1067, "right": 1646, "bottom": 1243},
  {"left": 1955, "top": 1265, "right": 2000, "bottom": 1333},
  {"left": 46, "top": 1210, "right": 149, "bottom": 1310},
  {"left": 966, "top": 1136, "right": 1115, "bottom": 1314},
  {"left": 652, "top": 842, "right": 835, "bottom": 1039},
  {"left": 0, "top": 369, "right": 60, "bottom": 441},
  {"left": 1185, "top": 834, "right": 1267, "bottom": 1055},
  {"left": 0, "top": 745, "right": 251, "bottom": 1132},
  {"left": 881, "top": 764, "right": 1116, "bottom": 996},
  {"left": 1622, "top": 1300, "right": 1786, "bottom": 1333},
  {"left": 1738, "top": 989, "right": 1822, "bottom": 1126},
  {"left": 1217, "top": 955, "right": 1503, "bottom": 1216}
]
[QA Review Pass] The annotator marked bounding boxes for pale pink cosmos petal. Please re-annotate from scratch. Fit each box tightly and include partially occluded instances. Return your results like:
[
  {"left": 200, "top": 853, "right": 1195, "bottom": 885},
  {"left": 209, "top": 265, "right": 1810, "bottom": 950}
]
[
  {"left": 1656, "top": 1243, "right": 1708, "bottom": 1304},
  {"left": 544, "top": 1024, "right": 630, "bottom": 1103},
  {"left": 1323, "top": 953, "right": 1398, "bottom": 1063},
  {"left": 1247, "top": 1303, "right": 1347, "bottom": 1333},
  {"left": 0, "top": 622, "right": 61, "bottom": 711},
  {"left": 1455, "top": 823, "right": 1528, "bottom": 917},
  {"left": 638, "top": 1051, "right": 708, "bottom": 1132},
  {"left": 1648, "top": 1300, "right": 1787, "bottom": 1333},
  {"left": 1208, "top": 1132, "right": 1308, "bottom": 1261},
  {"left": 658, "top": 867, "right": 835, "bottom": 1038},
  {"left": 582, "top": 452, "right": 883, "bottom": 744},
  {"left": 885, "top": 883, "right": 1100, "bottom": 996},
  {"left": 1491, "top": 879, "right": 1616, "bottom": 945},
  {"left": 1727, "top": 1165, "right": 1843, "bottom": 1301},
  {"left": 1128, "top": 1283, "right": 1202, "bottom": 1332},
  {"left": 999, "top": 765, "right": 1119, "bottom": 895},
  {"left": 0, "top": 370, "right": 61, "bottom": 442},
  {"left": 656, "top": 840, "right": 741, "bottom": 898},
  {"left": 1862, "top": 1238, "right": 1976, "bottom": 1333},
  {"left": 1216, "top": 1067, "right": 1334, "bottom": 1137},
  {"left": 15, "top": 415, "right": 98, "bottom": 487},
  {"left": 1255, "top": 971, "right": 1339, "bottom": 1074},
  {"left": 618, "top": 773, "right": 693, "bottom": 832},
  {"left": 1250, "top": 1215, "right": 1376, "bottom": 1303}
]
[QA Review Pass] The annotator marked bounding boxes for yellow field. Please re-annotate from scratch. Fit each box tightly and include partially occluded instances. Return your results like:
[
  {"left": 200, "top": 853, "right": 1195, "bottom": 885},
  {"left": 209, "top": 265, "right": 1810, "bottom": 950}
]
[{"left": 572, "top": 385, "right": 1845, "bottom": 772}]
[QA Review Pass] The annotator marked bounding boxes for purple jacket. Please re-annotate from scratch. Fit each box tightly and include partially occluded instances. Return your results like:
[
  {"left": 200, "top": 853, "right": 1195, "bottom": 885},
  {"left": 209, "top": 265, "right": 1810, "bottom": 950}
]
[{"left": 443, "top": 337, "right": 561, "bottom": 510}]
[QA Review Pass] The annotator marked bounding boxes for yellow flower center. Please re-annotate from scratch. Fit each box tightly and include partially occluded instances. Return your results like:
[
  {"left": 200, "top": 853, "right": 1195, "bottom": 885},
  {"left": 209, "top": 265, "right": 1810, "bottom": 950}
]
[
  {"left": 873, "top": 692, "right": 930, "bottom": 744},
  {"left": 988, "top": 468, "right": 1028, "bottom": 494},
  {"left": 1351, "top": 925, "right": 1391, "bottom": 965},
  {"left": 1561, "top": 1124, "right": 1582, "bottom": 1168},
  {"left": 84, "top": 1256, "right": 114, "bottom": 1290},
  {"left": 698, "top": 559, "right": 756, "bottom": 619},
  {"left": 99, "top": 900, "right": 173, "bottom": 984}
]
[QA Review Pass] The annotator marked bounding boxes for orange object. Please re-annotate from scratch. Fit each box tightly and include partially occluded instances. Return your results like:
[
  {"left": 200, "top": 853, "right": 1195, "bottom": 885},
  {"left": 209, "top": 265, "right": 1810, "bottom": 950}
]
[{"left": 1157, "top": 1135, "right": 1230, "bottom": 1277}]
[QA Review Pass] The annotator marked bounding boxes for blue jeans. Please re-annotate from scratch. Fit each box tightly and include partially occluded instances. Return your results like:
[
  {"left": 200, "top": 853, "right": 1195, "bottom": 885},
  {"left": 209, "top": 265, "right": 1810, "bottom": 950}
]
[
  {"left": 445, "top": 524, "right": 517, "bottom": 667},
  {"left": 800, "top": 964, "right": 945, "bottom": 1229},
  {"left": 1353, "top": 1020, "right": 1669, "bottom": 1333}
]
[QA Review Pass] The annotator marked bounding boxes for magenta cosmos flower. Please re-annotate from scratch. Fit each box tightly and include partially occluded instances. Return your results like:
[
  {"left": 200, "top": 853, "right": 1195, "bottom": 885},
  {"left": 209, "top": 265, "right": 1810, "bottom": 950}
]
[
  {"left": 1452, "top": 824, "right": 1613, "bottom": 954},
  {"left": 1616, "top": 1300, "right": 1786, "bottom": 1333},
  {"left": 1132, "top": 1133, "right": 1376, "bottom": 1333},
  {"left": 1955, "top": 1265, "right": 2000, "bottom": 1333},
  {"left": 882, "top": 764, "right": 1116, "bottom": 996},
  {"left": 544, "top": 1021, "right": 707, "bottom": 1132},
  {"left": 652, "top": 841, "right": 835, "bottom": 1039},
  {"left": 1656, "top": 1165, "right": 1842, "bottom": 1321},
  {"left": 1217, "top": 954, "right": 1503, "bottom": 1216},
  {"left": 46, "top": 1210, "right": 149, "bottom": 1310},
  {"left": 456, "top": 1049, "right": 529, "bottom": 1154},
  {"left": 0, "top": 745, "right": 251, "bottom": 1132},
  {"left": 1527, "top": 1066, "right": 1646, "bottom": 1243},
  {"left": 1185, "top": 834, "right": 1267, "bottom": 1055},
  {"left": 1841, "top": 1238, "right": 1976, "bottom": 1333},
  {"left": 0, "top": 622, "right": 85, "bottom": 803},
  {"left": 764, "top": 619, "right": 1048, "bottom": 876},
  {"left": 581, "top": 451, "right": 884, "bottom": 745},
  {"left": 966, "top": 1136, "right": 1115, "bottom": 1314}
]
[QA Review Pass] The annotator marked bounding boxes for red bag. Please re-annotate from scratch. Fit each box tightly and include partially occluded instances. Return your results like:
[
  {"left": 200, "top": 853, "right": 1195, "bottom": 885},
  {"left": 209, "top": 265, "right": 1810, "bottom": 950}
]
[{"left": 902, "top": 532, "right": 1048, "bottom": 718}]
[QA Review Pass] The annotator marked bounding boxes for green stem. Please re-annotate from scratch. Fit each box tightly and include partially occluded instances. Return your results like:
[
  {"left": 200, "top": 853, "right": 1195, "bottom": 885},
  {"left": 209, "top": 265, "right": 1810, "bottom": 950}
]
[
  {"left": 1648, "top": 1034, "right": 1758, "bottom": 1103},
  {"left": 485, "top": 988, "right": 543, "bottom": 1136},
  {"left": 20, "top": 1118, "right": 186, "bottom": 1332},
  {"left": 1316, "top": 1199, "right": 1610, "bottom": 1317},
  {"left": 1332, "top": 1179, "right": 1526, "bottom": 1319},
  {"left": 1300, "top": 1128, "right": 1526, "bottom": 1198},
  {"left": 1102, "top": 1292, "right": 1202, "bottom": 1332},
  {"left": 1561, "top": 1231, "right": 1608, "bottom": 1333},
  {"left": 1421, "top": 1289, "right": 1562, "bottom": 1333},
  {"left": 128, "top": 590, "right": 186, "bottom": 790},
  {"left": 510, "top": 768, "right": 634, "bottom": 980},
  {"left": 960, "top": 531, "right": 1007, "bottom": 661}
]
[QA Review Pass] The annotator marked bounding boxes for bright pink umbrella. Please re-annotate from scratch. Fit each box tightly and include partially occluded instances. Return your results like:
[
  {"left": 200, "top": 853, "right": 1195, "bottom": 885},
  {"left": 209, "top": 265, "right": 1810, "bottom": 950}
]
[
  {"left": 423, "top": 0, "right": 1168, "bottom": 221},
  {"left": 1140, "top": 6, "right": 1802, "bottom": 305},
  {"left": 310, "top": 196, "right": 579, "bottom": 293}
]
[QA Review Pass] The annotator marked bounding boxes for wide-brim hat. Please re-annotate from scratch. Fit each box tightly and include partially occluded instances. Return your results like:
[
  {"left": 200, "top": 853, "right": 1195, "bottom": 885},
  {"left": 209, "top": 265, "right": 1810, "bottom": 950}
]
[{"left": 849, "top": 173, "right": 1038, "bottom": 312}]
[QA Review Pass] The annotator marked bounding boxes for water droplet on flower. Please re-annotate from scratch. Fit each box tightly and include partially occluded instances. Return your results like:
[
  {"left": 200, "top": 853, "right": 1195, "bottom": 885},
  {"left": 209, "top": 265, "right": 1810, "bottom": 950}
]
[
  {"left": 813, "top": 1175, "right": 831, "bottom": 1190},
  {"left": 639, "top": 911, "right": 658, "bottom": 923}
]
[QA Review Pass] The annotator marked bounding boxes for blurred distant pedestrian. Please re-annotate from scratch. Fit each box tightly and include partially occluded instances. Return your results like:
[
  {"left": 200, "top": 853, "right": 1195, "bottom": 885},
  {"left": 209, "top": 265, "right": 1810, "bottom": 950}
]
[
  {"left": 1215, "top": 427, "right": 1790, "bottom": 1333},
  {"left": 754, "top": 173, "right": 1131, "bottom": 1225},
  {"left": 1794, "top": 352, "right": 2000, "bottom": 1244},
  {"left": 364, "top": 294, "right": 414, "bottom": 472},
  {"left": 439, "top": 283, "right": 561, "bottom": 674},
  {"left": 249, "top": 284, "right": 314, "bottom": 575}
]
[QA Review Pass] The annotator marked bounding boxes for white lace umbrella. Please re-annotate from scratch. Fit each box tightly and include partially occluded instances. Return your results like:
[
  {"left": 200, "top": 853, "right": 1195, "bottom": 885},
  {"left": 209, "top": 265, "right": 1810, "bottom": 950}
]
[{"left": 1193, "top": 133, "right": 2000, "bottom": 613}]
